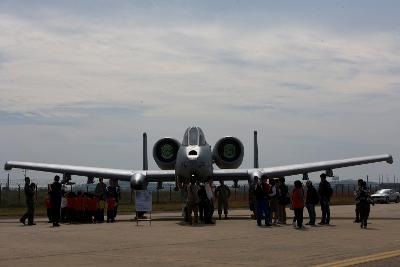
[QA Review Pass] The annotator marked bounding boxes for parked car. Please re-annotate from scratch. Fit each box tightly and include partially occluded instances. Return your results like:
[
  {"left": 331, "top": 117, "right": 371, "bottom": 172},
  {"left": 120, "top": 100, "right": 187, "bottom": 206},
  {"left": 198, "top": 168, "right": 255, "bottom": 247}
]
[{"left": 371, "top": 189, "right": 400, "bottom": 203}]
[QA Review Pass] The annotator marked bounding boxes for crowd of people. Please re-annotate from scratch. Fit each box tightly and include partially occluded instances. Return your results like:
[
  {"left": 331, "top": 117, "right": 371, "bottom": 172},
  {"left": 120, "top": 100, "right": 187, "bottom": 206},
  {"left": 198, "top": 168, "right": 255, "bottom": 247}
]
[
  {"left": 179, "top": 179, "right": 231, "bottom": 225},
  {"left": 249, "top": 174, "right": 333, "bottom": 228},
  {"left": 20, "top": 174, "right": 374, "bottom": 229},
  {"left": 249, "top": 173, "right": 374, "bottom": 229},
  {"left": 21, "top": 176, "right": 120, "bottom": 227}
]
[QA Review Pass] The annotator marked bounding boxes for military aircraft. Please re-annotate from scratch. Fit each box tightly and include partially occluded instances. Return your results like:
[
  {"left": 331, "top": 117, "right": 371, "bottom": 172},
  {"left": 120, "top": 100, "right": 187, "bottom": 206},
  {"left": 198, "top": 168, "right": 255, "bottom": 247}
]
[{"left": 4, "top": 127, "right": 393, "bottom": 189}]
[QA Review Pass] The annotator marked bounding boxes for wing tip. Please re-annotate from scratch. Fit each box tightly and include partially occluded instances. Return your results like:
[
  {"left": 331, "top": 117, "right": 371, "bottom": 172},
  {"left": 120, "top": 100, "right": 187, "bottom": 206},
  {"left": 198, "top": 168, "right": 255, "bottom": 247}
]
[
  {"left": 4, "top": 162, "right": 12, "bottom": 171},
  {"left": 386, "top": 154, "right": 393, "bottom": 164}
]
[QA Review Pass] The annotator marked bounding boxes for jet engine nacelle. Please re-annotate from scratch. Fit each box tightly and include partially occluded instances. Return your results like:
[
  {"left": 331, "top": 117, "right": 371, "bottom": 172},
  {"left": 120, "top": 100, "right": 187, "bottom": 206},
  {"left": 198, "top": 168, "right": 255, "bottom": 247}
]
[
  {"left": 153, "top": 137, "right": 180, "bottom": 170},
  {"left": 213, "top": 136, "right": 244, "bottom": 169},
  {"left": 130, "top": 173, "right": 146, "bottom": 190}
]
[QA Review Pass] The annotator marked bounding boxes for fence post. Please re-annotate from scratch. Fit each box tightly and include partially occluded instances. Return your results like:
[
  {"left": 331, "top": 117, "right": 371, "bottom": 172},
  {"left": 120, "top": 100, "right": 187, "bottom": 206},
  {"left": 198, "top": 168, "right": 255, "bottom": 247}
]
[
  {"left": 18, "top": 184, "right": 21, "bottom": 205},
  {"left": 86, "top": 185, "right": 89, "bottom": 193},
  {"left": 169, "top": 185, "right": 172, "bottom": 201}
]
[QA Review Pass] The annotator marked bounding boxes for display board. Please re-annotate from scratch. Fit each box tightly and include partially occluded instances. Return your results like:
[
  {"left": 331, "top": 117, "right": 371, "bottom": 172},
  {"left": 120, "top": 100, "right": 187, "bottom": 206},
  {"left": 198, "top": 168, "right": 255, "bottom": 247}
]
[{"left": 135, "top": 190, "right": 152, "bottom": 212}]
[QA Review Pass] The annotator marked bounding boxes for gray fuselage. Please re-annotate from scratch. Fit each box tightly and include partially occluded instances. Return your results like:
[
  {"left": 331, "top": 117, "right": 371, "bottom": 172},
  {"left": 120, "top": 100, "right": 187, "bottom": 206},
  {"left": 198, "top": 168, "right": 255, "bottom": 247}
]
[{"left": 175, "top": 127, "right": 213, "bottom": 182}]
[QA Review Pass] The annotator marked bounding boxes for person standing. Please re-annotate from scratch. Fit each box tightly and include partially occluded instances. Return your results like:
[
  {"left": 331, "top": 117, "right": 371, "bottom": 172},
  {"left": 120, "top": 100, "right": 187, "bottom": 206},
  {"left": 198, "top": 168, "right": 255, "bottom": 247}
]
[
  {"left": 107, "top": 179, "right": 121, "bottom": 220},
  {"left": 19, "top": 177, "right": 31, "bottom": 225},
  {"left": 248, "top": 179, "right": 257, "bottom": 219},
  {"left": 277, "top": 177, "right": 289, "bottom": 224},
  {"left": 215, "top": 180, "right": 231, "bottom": 220},
  {"left": 268, "top": 178, "right": 278, "bottom": 224},
  {"left": 95, "top": 177, "right": 107, "bottom": 198},
  {"left": 204, "top": 180, "right": 215, "bottom": 224},
  {"left": 291, "top": 180, "right": 305, "bottom": 229},
  {"left": 318, "top": 173, "right": 333, "bottom": 225},
  {"left": 186, "top": 181, "right": 200, "bottom": 225},
  {"left": 50, "top": 175, "right": 62, "bottom": 227},
  {"left": 20, "top": 177, "right": 36, "bottom": 225},
  {"left": 356, "top": 181, "right": 373, "bottom": 229},
  {"left": 179, "top": 181, "right": 189, "bottom": 222},
  {"left": 305, "top": 181, "right": 319, "bottom": 226},
  {"left": 255, "top": 177, "right": 271, "bottom": 227},
  {"left": 354, "top": 179, "right": 363, "bottom": 223}
]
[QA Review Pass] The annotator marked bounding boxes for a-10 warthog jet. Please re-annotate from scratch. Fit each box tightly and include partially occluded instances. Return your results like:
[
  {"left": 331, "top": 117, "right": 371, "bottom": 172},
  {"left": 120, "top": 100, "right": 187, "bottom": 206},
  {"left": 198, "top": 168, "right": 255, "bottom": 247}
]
[{"left": 4, "top": 127, "right": 393, "bottom": 188}]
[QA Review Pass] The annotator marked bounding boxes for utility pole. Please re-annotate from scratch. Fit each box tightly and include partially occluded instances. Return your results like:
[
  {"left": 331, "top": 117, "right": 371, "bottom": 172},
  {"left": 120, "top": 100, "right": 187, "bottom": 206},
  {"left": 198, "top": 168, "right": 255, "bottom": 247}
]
[{"left": 366, "top": 175, "right": 369, "bottom": 186}]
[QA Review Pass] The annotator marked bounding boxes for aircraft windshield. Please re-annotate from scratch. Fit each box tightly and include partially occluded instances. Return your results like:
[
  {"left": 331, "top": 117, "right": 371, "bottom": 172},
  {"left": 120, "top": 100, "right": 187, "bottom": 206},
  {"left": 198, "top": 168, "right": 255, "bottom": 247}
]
[
  {"left": 198, "top": 128, "right": 206, "bottom": 145},
  {"left": 189, "top": 127, "right": 198, "bottom": 145},
  {"left": 182, "top": 127, "right": 206, "bottom": 146}
]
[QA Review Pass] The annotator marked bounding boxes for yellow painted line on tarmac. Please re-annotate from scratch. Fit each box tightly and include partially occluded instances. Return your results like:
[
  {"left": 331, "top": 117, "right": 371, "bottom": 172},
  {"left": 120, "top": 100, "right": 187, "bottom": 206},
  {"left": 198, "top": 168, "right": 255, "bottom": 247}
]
[{"left": 312, "top": 249, "right": 400, "bottom": 267}]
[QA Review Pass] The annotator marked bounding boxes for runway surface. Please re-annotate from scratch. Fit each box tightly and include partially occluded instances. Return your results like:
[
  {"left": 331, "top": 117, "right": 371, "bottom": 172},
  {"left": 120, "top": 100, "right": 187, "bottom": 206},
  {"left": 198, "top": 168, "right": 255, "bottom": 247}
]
[{"left": 0, "top": 204, "right": 399, "bottom": 267}]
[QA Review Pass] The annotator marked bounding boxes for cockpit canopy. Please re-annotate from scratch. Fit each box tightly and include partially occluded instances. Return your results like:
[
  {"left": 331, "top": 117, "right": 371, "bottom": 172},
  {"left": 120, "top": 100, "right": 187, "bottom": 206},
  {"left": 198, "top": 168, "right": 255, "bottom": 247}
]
[{"left": 182, "top": 127, "right": 206, "bottom": 146}]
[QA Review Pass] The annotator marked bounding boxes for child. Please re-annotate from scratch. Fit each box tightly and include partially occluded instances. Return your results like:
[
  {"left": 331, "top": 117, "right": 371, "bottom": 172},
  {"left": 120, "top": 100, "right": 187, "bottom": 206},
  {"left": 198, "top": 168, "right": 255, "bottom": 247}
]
[{"left": 107, "top": 196, "right": 116, "bottom": 223}]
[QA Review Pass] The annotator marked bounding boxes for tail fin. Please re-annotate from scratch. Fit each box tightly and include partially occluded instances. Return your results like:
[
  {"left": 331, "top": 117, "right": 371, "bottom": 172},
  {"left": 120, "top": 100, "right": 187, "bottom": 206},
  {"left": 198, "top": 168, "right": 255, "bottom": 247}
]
[
  {"left": 143, "top": 132, "right": 148, "bottom": 170},
  {"left": 254, "top": 130, "right": 259, "bottom": 168}
]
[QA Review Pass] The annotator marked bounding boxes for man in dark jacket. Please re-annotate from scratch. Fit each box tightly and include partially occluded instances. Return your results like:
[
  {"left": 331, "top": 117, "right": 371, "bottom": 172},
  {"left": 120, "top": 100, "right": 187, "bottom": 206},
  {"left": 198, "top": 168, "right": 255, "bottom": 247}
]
[
  {"left": 20, "top": 177, "right": 36, "bottom": 225},
  {"left": 50, "top": 175, "right": 62, "bottom": 227},
  {"left": 354, "top": 179, "right": 363, "bottom": 223},
  {"left": 255, "top": 177, "right": 271, "bottom": 227},
  {"left": 305, "top": 180, "right": 319, "bottom": 225},
  {"left": 318, "top": 173, "right": 333, "bottom": 225},
  {"left": 356, "top": 181, "right": 373, "bottom": 229}
]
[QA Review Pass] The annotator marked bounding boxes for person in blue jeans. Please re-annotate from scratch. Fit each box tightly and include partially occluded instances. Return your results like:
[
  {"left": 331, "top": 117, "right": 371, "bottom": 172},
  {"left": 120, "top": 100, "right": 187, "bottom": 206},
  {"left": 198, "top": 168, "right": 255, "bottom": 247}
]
[{"left": 255, "top": 177, "right": 271, "bottom": 227}]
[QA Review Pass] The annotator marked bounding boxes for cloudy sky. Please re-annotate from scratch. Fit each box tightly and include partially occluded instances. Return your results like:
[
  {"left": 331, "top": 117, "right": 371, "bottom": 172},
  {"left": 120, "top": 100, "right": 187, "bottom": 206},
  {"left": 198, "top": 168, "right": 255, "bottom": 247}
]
[{"left": 0, "top": 0, "right": 399, "bottom": 185}]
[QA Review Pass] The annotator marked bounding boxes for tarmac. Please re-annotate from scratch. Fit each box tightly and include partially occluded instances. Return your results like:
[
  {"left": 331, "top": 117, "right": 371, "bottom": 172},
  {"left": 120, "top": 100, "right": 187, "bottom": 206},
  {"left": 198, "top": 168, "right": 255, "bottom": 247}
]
[{"left": 0, "top": 204, "right": 399, "bottom": 267}]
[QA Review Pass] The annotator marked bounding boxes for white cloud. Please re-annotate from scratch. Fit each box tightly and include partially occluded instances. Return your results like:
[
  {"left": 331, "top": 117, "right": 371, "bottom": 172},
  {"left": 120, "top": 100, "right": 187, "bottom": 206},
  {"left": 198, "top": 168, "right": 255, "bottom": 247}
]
[{"left": 0, "top": 4, "right": 399, "bottom": 183}]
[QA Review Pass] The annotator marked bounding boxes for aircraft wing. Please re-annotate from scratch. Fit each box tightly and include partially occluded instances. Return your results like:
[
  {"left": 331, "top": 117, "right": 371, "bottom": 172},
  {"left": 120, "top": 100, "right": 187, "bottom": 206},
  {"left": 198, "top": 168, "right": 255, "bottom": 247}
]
[
  {"left": 213, "top": 154, "right": 393, "bottom": 180},
  {"left": 4, "top": 161, "right": 176, "bottom": 182}
]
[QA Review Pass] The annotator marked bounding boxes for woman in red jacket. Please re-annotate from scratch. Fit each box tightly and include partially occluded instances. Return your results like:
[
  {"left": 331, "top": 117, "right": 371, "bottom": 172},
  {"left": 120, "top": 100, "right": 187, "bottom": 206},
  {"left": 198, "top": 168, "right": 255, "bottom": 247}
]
[{"left": 291, "top": 180, "right": 305, "bottom": 229}]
